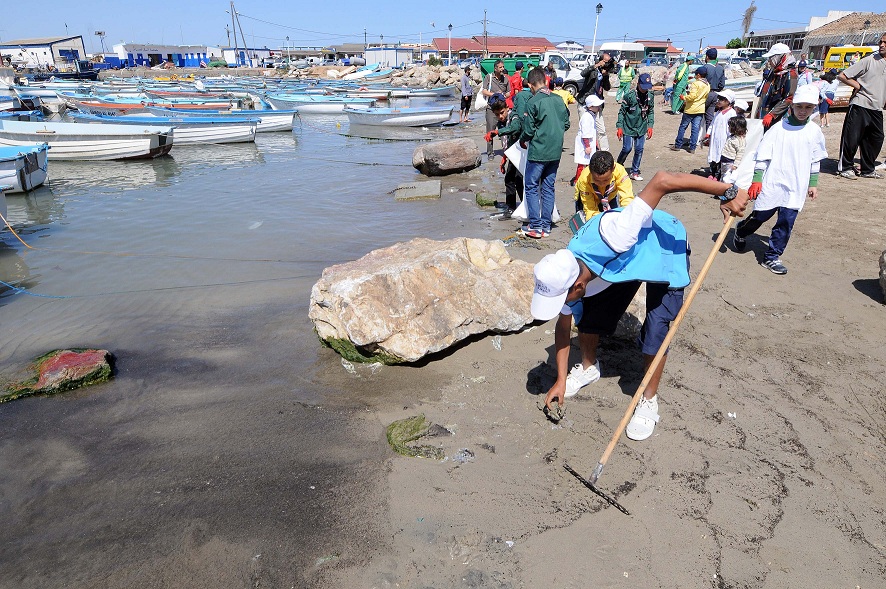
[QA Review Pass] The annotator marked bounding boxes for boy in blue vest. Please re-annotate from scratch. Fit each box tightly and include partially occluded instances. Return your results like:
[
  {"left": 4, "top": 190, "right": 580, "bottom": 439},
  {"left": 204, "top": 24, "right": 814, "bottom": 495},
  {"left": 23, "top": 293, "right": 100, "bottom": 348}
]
[{"left": 531, "top": 172, "right": 748, "bottom": 440}]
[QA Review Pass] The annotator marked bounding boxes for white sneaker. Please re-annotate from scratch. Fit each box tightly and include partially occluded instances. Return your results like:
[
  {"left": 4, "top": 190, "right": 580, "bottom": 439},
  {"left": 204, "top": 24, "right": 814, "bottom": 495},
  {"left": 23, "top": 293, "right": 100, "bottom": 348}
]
[
  {"left": 564, "top": 361, "right": 601, "bottom": 398},
  {"left": 626, "top": 395, "right": 660, "bottom": 441}
]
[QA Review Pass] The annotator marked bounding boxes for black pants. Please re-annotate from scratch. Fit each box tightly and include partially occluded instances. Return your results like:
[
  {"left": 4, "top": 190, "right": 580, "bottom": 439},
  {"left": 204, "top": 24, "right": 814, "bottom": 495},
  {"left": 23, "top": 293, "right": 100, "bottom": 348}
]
[
  {"left": 504, "top": 161, "right": 524, "bottom": 210},
  {"left": 704, "top": 91, "right": 719, "bottom": 130},
  {"left": 839, "top": 105, "right": 885, "bottom": 175}
]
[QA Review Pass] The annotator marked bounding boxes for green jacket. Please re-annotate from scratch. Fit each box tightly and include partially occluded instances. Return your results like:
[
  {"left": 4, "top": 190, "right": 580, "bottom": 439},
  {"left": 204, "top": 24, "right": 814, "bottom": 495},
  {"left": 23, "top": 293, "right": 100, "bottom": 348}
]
[
  {"left": 616, "top": 89, "right": 654, "bottom": 136},
  {"left": 496, "top": 110, "right": 523, "bottom": 148},
  {"left": 521, "top": 90, "right": 570, "bottom": 162},
  {"left": 512, "top": 88, "right": 532, "bottom": 121}
]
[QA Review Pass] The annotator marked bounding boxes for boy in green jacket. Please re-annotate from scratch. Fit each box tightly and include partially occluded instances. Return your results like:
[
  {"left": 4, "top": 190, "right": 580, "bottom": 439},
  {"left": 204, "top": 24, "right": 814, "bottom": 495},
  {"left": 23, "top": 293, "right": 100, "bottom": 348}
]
[
  {"left": 616, "top": 72, "right": 655, "bottom": 181},
  {"left": 519, "top": 67, "right": 570, "bottom": 239}
]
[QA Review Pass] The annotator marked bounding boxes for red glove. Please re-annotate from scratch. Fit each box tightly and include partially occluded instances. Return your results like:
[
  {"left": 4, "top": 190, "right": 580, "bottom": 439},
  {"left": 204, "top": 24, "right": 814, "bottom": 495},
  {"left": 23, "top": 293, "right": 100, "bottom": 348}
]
[
  {"left": 646, "top": 128, "right": 654, "bottom": 140},
  {"left": 826, "top": 98, "right": 833, "bottom": 106},
  {"left": 616, "top": 128, "right": 624, "bottom": 140},
  {"left": 500, "top": 156, "right": 507, "bottom": 174},
  {"left": 484, "top": 130, "right": 498, "bottom": 143},
  {"left": 519, "top": 141, "right": 527, "bottom": 149},
  {"left": 762, "top": 113, "right": 774, "bottom": 129},
  {"left": 748, "top": 182, "right": 763, "bottom": 200}
]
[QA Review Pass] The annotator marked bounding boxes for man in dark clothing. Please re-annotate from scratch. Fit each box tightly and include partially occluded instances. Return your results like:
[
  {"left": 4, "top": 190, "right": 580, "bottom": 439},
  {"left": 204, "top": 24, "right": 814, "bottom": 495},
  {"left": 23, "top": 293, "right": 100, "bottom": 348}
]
[
  {"left": 701, "top": 48, "right": 726, "bottom": 132},
  {"left": 577, "top": 53, "right": 615, "bottom": 103}
]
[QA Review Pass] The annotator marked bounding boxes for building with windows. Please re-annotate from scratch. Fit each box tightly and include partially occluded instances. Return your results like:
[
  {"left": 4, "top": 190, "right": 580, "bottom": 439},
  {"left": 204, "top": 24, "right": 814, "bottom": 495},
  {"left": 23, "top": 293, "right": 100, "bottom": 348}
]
[
  {"left": 430, "top": 36, "right": 555, "bottom": 61},
  {"left": 745, "top": 11, "right": 851, "bottom": 54},
  {"left": 0, "top": 36, "right": 87, "bottom": 69},
  {"left": 111, "top": 43, "right": 216, "bottom": 67}
]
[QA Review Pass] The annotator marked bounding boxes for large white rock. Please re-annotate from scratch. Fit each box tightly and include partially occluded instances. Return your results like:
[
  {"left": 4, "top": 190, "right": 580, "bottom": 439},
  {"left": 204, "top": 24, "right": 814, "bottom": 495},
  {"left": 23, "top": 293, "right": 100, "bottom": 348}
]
[{"left": 309, "top": 238, "right": 534, "bottom": 363}]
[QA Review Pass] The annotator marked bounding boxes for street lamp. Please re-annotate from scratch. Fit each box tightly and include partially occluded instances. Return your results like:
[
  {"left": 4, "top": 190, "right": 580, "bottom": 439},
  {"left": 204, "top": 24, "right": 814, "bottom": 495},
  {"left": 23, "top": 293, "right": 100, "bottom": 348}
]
[
  {"left": 380, "top": 34, "right": 383, "bottom": 47},
  {"left": 861, "top": 19, "right": 871, "bottom": 45},
  {"left": 448, "top": 24, "right": 452, "bottom": 65},
  {"left": 285, "top": 35, "right": 289, "bottom": 63},
  {"left": 591, "top": 4, "right": 603, "bottom": 58}
]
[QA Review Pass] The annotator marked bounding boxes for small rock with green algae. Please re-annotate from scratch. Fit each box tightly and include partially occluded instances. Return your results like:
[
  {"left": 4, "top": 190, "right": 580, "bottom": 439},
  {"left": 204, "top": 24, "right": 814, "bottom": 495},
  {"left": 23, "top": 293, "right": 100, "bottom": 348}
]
[
  {"left": 321, "top": 336, "right": 404, "bottom": 365},
  {"left": 2, "top": 348, "right": 113, "bottom": 403},
  {"left": 475, "top": 192, "right": 497, "bottom": 207},
  {"left": 386, "top": 415, "right": 446, "bottom": 460}
]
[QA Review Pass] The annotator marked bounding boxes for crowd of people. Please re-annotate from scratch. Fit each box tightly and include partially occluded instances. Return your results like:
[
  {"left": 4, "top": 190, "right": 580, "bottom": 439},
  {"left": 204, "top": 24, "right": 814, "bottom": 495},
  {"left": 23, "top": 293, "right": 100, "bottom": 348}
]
[{"left": 468, "top": 34, "right": 885, "bottom": 439}]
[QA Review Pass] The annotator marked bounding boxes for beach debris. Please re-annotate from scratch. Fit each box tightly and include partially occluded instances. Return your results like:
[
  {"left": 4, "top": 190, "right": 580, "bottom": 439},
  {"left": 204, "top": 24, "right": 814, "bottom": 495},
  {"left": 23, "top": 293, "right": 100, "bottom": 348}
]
[
  {"left": 392, "top": 180, "right": 442, "bottom": 201},
  {"left": 386, "top": 415, "right": 446, "bottom": 460},
  {"left": 727, "top": 412, "right": 737, "bottom": 419},
  {"left": 2, "top": 349, "right": 113, "bottom": 403},
  {"left": 879, "top": 250, "right": 886, "bottom": 303},
  {"left": 452, "top": 448, "right": 475, "bottom": 464},
  {"left": 505, "top": 540, "right": 515, "bottom": 548},
  {"left": 539, "top": 400, "right": 566, "bottom": 423},
  {"left": 248, "top": 221, "right": 263, "bottom": 230},
  {"left": 310, "top": 237, "right": 534, "bottom": 363},
  {"left": 412, "top": 138, "right": 481, "bottom": 176},
  {"left": 491, "top": 335, "right": 502, "bottom": 351},
  {"left": 340, "top": 358, "right": 356, "bottom": 374}
]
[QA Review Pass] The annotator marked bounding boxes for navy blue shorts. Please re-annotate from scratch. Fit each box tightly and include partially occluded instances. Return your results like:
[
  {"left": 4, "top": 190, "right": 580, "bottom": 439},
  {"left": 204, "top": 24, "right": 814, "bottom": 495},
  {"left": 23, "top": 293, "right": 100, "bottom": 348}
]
[{"left": 575, "top": 281, "right": 684, "bottom": 355}]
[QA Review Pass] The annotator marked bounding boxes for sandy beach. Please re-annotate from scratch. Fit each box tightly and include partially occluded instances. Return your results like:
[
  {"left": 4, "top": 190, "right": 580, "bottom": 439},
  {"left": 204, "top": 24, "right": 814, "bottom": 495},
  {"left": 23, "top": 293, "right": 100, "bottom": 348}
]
[
  {"left": 315, "top": 102, "right": 886, "bottom": 588},
  {"left": 2, "top": 97, "right": 884, "bottom": 588}
]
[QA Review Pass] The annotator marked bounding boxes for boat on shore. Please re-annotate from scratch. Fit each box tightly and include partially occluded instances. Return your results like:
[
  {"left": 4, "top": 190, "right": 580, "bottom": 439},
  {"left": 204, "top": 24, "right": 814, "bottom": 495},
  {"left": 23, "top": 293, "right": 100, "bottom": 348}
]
[
  {"left": 70, "top": 112, "right": 258, "bottom": 145},
  {"left": 344, "top": 105, "right": 455, "bottom": 127},
  {"left": 0, "top": 120, "right": 174, "bottom": 160},
  {"left": 0, "top": 144, "right": 50, "bottom": 193}
]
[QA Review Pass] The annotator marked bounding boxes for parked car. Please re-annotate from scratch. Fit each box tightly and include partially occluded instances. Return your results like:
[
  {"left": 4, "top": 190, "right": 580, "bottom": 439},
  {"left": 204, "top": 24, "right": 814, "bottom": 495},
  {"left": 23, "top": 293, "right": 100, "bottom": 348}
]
[{"left": 638, "top": 56, "right": 669, "bottom": 67}]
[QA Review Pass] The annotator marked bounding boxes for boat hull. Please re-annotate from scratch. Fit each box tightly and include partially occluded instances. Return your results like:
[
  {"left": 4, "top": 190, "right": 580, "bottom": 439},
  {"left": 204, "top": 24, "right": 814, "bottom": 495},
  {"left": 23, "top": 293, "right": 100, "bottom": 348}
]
[
  {"left": 345, "top": 106, "right": 454, "bottom": 127},
  {"left": 0, "top": 120, "right": 174, "bottom": 161},
  {"left": 0, "top": 145, "right": 49, "bottom": 193}
]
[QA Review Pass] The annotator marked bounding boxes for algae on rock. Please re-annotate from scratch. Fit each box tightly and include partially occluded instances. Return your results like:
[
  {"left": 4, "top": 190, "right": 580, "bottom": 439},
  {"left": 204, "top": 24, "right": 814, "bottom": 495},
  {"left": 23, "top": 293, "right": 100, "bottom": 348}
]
[{"left": 386, "top": 415, "right": 445, "bottom": 460}]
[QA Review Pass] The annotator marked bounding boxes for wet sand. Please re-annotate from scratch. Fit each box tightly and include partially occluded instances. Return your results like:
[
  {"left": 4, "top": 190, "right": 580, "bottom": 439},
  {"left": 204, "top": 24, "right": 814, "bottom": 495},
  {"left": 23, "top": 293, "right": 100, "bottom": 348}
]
[{"left": 2, "top": 102, "right": 885, "bottom": 588}]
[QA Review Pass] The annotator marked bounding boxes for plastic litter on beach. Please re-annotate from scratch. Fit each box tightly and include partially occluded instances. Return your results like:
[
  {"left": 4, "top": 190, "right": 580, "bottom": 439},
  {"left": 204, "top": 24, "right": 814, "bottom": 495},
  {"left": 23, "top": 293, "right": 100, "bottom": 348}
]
[
  {"left": 491, "top": 335, "right": 502, "bottom": 351},
  {"left": 727, "top": 412, "right": 737, "bottom": 419},
  {"left": 452, "top": 448, "right": 475, "bottom": 464}
]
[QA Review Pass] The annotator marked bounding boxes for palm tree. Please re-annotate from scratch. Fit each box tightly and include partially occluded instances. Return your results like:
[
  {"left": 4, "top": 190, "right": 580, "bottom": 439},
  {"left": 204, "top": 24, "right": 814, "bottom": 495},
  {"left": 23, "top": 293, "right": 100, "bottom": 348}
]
[{"left": 742, "top": 1, "right": 757, "bottom": 44}]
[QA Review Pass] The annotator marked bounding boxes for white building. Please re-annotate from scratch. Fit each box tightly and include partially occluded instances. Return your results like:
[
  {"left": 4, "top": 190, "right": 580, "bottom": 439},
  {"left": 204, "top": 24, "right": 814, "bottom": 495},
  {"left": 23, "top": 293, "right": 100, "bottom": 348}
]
[
  {"left": 111, "top": 43, "right": 217, "bottom": 68},
  {"left": 0, "top": 36, "right": 88, "bottom": 69}
]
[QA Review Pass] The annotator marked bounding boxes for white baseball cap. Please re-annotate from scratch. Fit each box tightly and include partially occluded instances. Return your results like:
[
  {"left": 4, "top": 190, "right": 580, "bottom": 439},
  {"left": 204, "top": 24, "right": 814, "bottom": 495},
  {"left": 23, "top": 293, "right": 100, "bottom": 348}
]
[
  {"left": 762, "top": 43, "right": 791, "bottom": 58},
  {"left": 792, "top": 84, "right": 819, "bottom": 105},
  {"left": 584, "top": 95, "right": 604, "bottom": 107},
  {"left": 717, "top": 89, "right": 735, "bottom": 104},
  {"left": 531, "top": 249, "right": 580, "bottom": 321},
  {"left": 733, "top": 99, "right": 749, "bottom": 112}
]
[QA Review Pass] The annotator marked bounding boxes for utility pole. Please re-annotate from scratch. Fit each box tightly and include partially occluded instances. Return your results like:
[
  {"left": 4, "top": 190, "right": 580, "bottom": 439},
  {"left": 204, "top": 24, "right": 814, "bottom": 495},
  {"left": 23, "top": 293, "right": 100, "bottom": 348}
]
[
  {"left": 698, "top": 37, "right": 704, "bottom": 55},
  {"left": 364, "top": 29, "right": 367, "bottom": 53},
  {"left": 225, "top": 25, "right": 231, "bottom": 47},
  {"left": 229, "top": 2, "right": 239, "bottom": 66},
  {"left": 483, "top": 10, "right": 488, "bottom": 58}
]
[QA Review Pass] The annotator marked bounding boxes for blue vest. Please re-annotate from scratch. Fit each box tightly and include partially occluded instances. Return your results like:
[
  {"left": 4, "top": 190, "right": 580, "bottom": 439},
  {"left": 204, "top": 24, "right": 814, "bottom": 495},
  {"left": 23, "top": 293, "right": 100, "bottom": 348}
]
[{"left": 568, "top": 208, "right": 690, "bottom": 287}]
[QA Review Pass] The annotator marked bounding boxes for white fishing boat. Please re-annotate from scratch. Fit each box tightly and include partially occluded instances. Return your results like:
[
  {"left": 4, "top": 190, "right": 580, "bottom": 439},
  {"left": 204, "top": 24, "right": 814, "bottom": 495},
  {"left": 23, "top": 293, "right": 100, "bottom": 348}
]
[
  {"left": 0, "top": 120, "right": 174, "bottom": 160},
  {"left": 265, "top": 94, "right": 375, "bottom": 113},
  {"left": 342, "top": 63, "right": 381, "bottom": 81},
  {"left": 144, "top": 106, "right": 296, "bottom": 132},
  {"left": 406, "top": 86, "right": 456, "bottom": 99},
  {"left": 70, "top": 112, "right": 257, "bottom": 145},
  {"left": 0, "top": 144, "right": 50, "bottom": 193},
  {"left": 344, "top": 105, "right": 455, "bottom": 127}
]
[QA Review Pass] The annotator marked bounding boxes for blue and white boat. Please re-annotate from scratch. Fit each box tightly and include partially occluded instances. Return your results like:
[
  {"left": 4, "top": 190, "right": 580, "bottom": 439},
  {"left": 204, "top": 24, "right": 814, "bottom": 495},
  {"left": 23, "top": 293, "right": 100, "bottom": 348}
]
[
  {"left": 264, "top": 94, "right": 375, "bottom": 113},
  {"left": 0, "top": 110, "right": 44, "bottom": 122},
  {"left": 0, "top": 144, "right": 50, "bottom": 193},
  {"left": 0, "top": 120, "right": 174, "bottom": 160},
  {"left": 69, "top": 112, "right": 258, "bottom": 145},
  {"left": 143, "top": 106, "right": 296, "bottom": 132}
]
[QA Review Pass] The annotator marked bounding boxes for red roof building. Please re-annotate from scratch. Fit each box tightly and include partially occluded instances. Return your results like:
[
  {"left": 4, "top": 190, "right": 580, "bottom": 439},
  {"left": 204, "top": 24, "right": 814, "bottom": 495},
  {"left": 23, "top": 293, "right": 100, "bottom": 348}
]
[{"left": 431, "top": 36, "right": 555, "bottom": 58}]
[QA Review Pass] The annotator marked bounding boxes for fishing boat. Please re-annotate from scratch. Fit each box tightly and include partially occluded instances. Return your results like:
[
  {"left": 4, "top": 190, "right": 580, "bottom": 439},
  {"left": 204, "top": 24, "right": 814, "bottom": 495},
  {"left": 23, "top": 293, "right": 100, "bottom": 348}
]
[
  {"left": 405, "top": 86, "right": 456, "bottom": 99},
  {"left": 143, "top": 106, "right": 296, "bottom": 132},
  {"left": 69, "top": 113, "right": 258, "bottom": 145},
  {"left": 0, "top": 144, "right": 50, "bottom": 193},
  {"left": 0, "top": 110, "right": 44, "bottom": 122},
  {"left": 70, "top": 98, "right": 239, "bottom": 116},
  {"left": 342, "top": 63, "right": 381, "bottom": 81},
  {"left": 344, "top": 105, "right": 455, "bottom": 127},
  {"left": 264, "top": 94, "right": 375, "bottom": 113},
  {"left": 0, "top": 120, "right": 173, "bottom": 160}
]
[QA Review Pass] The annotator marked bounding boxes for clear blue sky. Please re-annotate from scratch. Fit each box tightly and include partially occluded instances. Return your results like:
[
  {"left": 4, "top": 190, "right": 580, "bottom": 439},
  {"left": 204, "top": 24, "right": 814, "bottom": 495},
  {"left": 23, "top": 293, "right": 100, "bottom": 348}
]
[{"left": 2, "top": 1, "right": 883, "bottom": 53}]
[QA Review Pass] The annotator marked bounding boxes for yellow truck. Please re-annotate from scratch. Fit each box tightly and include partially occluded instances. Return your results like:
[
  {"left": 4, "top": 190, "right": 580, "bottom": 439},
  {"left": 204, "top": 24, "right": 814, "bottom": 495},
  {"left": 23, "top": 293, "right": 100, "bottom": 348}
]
[{"left": 823, "top": 45, "right": 876, "bottom": 71}]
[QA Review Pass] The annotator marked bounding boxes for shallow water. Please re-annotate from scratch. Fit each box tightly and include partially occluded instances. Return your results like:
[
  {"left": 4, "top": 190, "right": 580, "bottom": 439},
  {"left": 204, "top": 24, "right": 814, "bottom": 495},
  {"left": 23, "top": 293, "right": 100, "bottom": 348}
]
[{"left": 0, "top": 104, "right": 496, "bottom": 587}]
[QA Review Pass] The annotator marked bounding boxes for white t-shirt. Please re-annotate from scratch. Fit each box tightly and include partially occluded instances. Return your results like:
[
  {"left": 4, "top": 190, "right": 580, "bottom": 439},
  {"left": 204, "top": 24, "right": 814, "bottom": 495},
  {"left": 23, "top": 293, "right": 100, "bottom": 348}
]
[
  {"left": 708, "top": 107, "right": 736, "bottom": 164},
  {"left": 753, "top": 119, "right": 827, "bottom": 212},
  {"left": 560, "top": 198, "right": 654, "bottom": 314},
  {"left": 573, "top": 110, "right": 597, "bottom": 165}
]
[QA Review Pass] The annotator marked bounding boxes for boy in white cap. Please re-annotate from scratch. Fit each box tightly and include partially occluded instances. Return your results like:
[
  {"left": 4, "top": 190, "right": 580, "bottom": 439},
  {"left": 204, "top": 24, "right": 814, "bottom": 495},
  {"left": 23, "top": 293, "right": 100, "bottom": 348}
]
[
  {"left": 733, "top": 84, "right": 826, "bottom": 275},
  {"left": 532, "top": 172, "right": 749, "bottom": 440},
  {"left": 705, "top": 88, "right": 737, "bottom": 179},
  {"left": 572, "top": 95, "right": 603, "bottom": 185}
]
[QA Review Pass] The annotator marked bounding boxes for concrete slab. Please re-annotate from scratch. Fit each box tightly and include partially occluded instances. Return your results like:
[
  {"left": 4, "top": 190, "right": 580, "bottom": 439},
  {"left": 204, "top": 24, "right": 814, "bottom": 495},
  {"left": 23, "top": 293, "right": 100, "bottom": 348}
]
[{"left": 392, "top": 180, "right": 442, "bottom": 201}]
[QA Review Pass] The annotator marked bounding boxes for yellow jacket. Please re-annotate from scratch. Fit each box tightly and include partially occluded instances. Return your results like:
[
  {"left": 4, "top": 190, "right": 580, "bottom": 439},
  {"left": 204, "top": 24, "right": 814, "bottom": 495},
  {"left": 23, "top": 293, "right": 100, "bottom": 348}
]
[
  {"left": 552, "top": 88, "right": 576, "bottom": 106},
  {"left": 574, "top": 163, "right": 635, "bottom": 220},
  {"left": 681, "top": 78, "right": 710, "bottom": 114}
]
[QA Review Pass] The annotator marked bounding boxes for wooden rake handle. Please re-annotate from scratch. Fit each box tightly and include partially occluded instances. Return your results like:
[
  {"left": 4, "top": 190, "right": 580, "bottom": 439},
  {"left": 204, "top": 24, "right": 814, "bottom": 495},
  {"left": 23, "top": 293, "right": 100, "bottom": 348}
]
[{"left": 590, "top": 216, "right": 737, "bottom": 485}]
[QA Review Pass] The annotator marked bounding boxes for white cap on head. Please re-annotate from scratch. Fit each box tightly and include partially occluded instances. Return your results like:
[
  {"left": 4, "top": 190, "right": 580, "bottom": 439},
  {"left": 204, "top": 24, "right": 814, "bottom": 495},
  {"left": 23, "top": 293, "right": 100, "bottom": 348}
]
[
  {"left": 718, "top": 89, "right": 735, "bottom": 104},
  {"left": 792, "top": 84, "right": 819, "bottom": 105},
  {"left": 531, "top": 250, "right": 580, "bottom": 321},
  {"left": 585, "top": 95, "right": 604, "bottom": 107},
  {"left": 763, "top": 43, "right": 791, "bottom": 58},
  {"left": 733, "top": 99, "right": 749, "bottom": 112}
]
